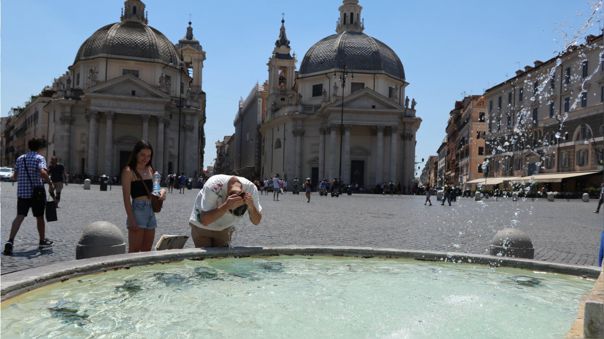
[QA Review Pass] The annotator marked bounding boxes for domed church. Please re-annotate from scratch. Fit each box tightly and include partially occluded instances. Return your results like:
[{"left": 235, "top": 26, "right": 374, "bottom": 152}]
[
  {"left": 42, "top": 0, "right": 206, "bottom": 178},
  {"left": 260, "top": 0, "right": 421, "bottom": 192}
]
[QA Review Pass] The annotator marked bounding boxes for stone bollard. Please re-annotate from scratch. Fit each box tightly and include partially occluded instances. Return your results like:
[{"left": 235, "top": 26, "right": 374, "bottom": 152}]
[
  {"left": 582, "top": 193, "right": 590, "bottom": 202},
  {"left": 489, "top": 228, "right": 534, "bottom": 259},
  {"left": 512, "top": 192, "right": 518, "bottom": 201},
  {"left": 547, "top": 192, "right": 555, "bottom": 202},
  {"left": 83, "top": 178, "right": 91, "bottom": 190},
  {"left": 474, "top": 192, "right": 482, "bottom": 201},
  {"left": 437, "top": 191, "right": 444, "bottom": 201},
  {"left": 76, "top": 221, "right": 126, "bottom": 259}
]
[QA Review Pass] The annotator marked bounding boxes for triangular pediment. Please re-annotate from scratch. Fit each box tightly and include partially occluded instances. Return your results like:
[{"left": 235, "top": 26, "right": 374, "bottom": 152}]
[
  {"left": 325, "top": 88, "right": 403, "bottom": 111},
  {"left": 86, "top": 74, "right": 170, "bottom": 99}
]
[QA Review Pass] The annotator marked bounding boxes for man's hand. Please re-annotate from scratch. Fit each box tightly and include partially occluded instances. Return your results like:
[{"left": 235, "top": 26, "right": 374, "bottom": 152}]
[
  {"left": 242, "top": 192, "right": 254, "bottom": 208},
  {"left": 225, "top": 192, "right": 246, "bottom": 210}
]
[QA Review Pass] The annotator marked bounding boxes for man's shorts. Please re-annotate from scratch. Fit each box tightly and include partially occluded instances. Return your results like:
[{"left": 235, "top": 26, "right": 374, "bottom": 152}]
[
  {"left": 17, "top": 197, "right": 45, "bottom": 217},
  {"left": 190, "top": 223, "right": 234, "bottom": 247},
  {"left": 127, "top": 200, "right": 157, "bottom": 229}
]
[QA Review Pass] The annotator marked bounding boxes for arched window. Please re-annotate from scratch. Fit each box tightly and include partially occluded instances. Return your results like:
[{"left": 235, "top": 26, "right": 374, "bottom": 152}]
[
  {"left": 350, "top": 12, "right": 354, "bottom": 24},
  {"left": 343, "top": 13, "right": 347, "bottom": 25},
  {"left": 573, "top": 123, "right": 593, "bottom": 142},
  {"left": 274, "top": 138, "right": 282, "bottom": 149},
  {"left": 576, "top": 149, "right": 588, "bottom": 167},
  {"left": 133, "top": 6, "right": 137, "bottom": 14}
]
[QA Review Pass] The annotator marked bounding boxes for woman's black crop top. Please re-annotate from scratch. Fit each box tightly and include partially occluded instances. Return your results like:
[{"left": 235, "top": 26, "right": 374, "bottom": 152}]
[{"left": 131, "top": 179, "right": 152, "bottom": 199}]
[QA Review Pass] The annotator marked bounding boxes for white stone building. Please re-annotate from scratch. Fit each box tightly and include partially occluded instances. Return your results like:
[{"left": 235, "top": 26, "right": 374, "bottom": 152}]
[
  {"left": 259, "top": 0, "right": 421, "bottom": 192},
  {"left": 4, "top": 0, "right": 206, "bottom": 179}
]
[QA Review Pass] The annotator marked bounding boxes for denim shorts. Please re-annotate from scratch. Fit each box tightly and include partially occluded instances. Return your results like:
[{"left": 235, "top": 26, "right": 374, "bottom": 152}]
[{"left": 127, "top": 200, "right": 157, "bottom": 229}]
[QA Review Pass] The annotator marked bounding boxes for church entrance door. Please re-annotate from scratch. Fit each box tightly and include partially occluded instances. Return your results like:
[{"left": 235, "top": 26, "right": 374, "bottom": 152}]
[{"left": 351, "top": 160, "right": 364, "bottom": 188}]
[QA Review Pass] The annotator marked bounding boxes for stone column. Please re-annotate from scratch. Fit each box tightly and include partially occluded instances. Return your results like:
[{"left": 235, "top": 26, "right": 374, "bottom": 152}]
[
  {"left": 156, "top": 117, "right": 165, "bottom": 172},
  {"left": 390, "top": 126, "right": 398, "bottom": 183},
  {"left": 104, "top": 112, "right": 114, "bottom": 176},
  {"left": 342, "top": 126, "right": 351, "bottom": 184},
  {"left": 86, "top": 111, "right": 99, "bottom": 176},
  {"left": 191, "top": 114, "right": 199, "bottom": 176},
  {"left": 329, "top": 126, "right": 337, "bottom": 179},
  {"left": 319, "top": 127, "right": 326, "bottom": 180},
  {"left": 293, "top": 129, "right": 304, "bottom": 179},
  {"left": 142, "top": 114, "right": 150, "bottom": 141},
  {"left": 375, "top": 126, "right": 384, "bottom": 185}
]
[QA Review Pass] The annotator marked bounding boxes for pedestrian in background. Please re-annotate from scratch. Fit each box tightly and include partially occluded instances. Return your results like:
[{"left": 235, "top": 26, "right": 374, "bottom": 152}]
[
  {"left": 3, "top": 138, "right": 54, "bottom": 255},
  {"left": 48, "top": 156, "right": 66, "bottom": 208},
  {"left": 424, "top": 186, "right": 433, "bottom": 206},
  {"left": 272, "top": 173, "right": 281, "bottom": 201},
  {"left": 304, "top": 178, "right": 312, "bottom": 203},
  {"left": 594, "top": 182, "right": 604, "bottom": 213}
]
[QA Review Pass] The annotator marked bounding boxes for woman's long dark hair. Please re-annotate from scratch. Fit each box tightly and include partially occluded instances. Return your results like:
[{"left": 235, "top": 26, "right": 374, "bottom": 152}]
[{"left": 126, "top": 140, "right": 154, "bottom": 171}]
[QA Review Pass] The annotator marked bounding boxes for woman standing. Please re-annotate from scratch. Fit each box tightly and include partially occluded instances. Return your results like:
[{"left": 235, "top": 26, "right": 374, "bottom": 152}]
[
  {"left": 304, "top": 178, "right": 312, "bottom": 203},
  {"left": 121, "top": 141, "right": 166, "bottom": 252}
]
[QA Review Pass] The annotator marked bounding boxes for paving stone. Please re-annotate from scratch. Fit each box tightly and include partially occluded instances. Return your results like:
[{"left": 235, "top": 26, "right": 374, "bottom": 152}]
[{"left": 1, "top": 182, "right": 602, "bottom": 275}]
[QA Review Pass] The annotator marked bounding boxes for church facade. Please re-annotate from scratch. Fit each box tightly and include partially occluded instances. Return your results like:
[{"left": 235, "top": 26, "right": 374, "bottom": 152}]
[
  {"left": 259, "top": 0, "right": 421, "bottom": 192},
  {"left": 3, "top": 0, "right": 206, "bottom": 179}
]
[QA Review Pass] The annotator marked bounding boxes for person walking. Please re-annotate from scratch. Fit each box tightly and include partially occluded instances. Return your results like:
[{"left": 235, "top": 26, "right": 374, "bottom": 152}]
[
  {"left": 304, "top": 178, "right": 312, "bottom": 203},
  {"left": 178, "top": 173, "right": 187, "bottom": 194},
  {"left": 48, "top": 156, "right": 66, "bottom": 208},
  {"left": 3, "top": 138, "right": 54, "bottom": 255},
  {"left": 424, "top": 186, "right": 433, "bottom": 206},
  {"left": 189, "top": 174, "right": 262, "bottom": 247},
  {"left": 441, "top": 186, "right": 452, "bottom": 206},
  {"left": 594, "top": 182, "right": 604, "bottom": 213},
  {"left": 121, "top": 140, "right": 167, "bottom": 252},
  {"left": 272, "top": 174, "right": 281, "bottom": 201}
]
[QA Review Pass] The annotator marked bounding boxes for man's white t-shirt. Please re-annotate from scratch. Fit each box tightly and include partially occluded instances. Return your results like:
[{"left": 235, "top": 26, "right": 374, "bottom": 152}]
[
  {"left": 272, "top": 177, "right": 280, "bottom": 189},
  {"left": 189, "top": 175, "right": 262, "bottom": 231}
]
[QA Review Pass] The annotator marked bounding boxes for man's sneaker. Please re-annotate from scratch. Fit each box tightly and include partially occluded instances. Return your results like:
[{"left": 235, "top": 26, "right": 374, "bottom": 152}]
[
  {"left": 3, "top": 242, "right": 13, "bottom": 256},
  {"left": 39, "top": 238, "right": 53, "bottom": 250}
]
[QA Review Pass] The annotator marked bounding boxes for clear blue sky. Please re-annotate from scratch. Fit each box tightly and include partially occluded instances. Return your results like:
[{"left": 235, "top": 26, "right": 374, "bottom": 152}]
[{"left": 2, "top": 0, "right": 602, "bottom": 171}]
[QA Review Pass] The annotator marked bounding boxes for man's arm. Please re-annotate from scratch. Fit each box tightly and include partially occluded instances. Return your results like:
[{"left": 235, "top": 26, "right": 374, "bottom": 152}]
[
  {"left": 247, "top": 202, "right": 262, "bottom": 225},
  {"left": 199, "top": 193, "right": 242, "bottom": 226}
]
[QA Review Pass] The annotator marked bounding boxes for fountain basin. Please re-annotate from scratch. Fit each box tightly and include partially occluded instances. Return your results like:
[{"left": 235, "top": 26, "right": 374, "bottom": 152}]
[{"left": 1, "top": 247, "right": 599, "bottom": 338}]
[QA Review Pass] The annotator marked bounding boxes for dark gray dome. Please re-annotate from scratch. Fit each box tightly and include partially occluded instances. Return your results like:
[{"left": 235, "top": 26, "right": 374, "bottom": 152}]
[
  {"left": 74, "top": 21, "right": 179, "bottom": 65},
  {"left": 299, "top": 32, "right": 405, "bottom": 80}
]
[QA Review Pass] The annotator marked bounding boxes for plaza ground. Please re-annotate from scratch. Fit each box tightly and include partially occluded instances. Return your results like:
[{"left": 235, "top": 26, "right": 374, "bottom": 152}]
[{"left": 1, "top": 182, "right": 603, "bottom": 275}]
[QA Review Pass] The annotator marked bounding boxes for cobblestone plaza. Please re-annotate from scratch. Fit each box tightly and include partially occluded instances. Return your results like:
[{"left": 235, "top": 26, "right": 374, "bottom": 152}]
[{"left": 1, "top": 182, "right": 602, "bottom": 274}]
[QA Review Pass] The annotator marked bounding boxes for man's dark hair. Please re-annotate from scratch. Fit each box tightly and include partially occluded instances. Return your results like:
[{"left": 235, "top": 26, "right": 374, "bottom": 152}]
[{"left": 28, "top": 138, "right": 43, "bottom": 151}]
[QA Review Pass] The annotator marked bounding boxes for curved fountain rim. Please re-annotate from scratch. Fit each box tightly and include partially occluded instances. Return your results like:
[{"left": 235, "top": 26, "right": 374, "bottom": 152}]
[{"left": 2, "top": 246, "right": 600, "bottom": 301}]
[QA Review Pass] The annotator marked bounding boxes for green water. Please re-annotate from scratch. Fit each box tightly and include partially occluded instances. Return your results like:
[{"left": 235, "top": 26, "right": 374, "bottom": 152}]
[{"left": 1, "top": 256, "right": 593, "bottom": 338}]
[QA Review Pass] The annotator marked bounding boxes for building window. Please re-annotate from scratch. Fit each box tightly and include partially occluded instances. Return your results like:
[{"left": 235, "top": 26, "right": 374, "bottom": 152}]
[
  {"left": 489, "top": 100, "right": 493, "bottom": 113},
  {"left": 388, "top": 87, "right": 395, "bottom": 98},
  {"left": 312, "top": 84, "right": 323, "bottom": 97},
  {"left": 351, "top": 82, "right": 364, "bottom": 93},
  {"left": 478, "top": 112, "right": 485, "bottom": 122},
  {"left": 564, "top": 97, "right": 570, "bottom": 112},
  {"left": 596, "top": 147, "right": 604, "bottom": 165},
  {"left": 519, "top": 88, "right": 524, "bottom": 102},
  {"left": 582, "top": 60, "right": 588, "bottom": 78},
  {"left": 507, "top": 113, "right": 512, "bottom": 128},
  {"left": 550, "top": 75, "right": 555, "bottom": 89},
  {"left": 497, "top": 96, "right": 502, "bottom": 109},
  {"left": 478, "top": 147, "right": 484, "bottom": 156},
  {"left": 76, "top": 73, "right": 80, "bottom": 86},
  {"left": 508, "top": 92, "right": 512, "bottom": 104},
  {"left": 576, "top": 149, "right": 588, "bottom": 167},
  {"left": 532, "top": 107, "right": 538, "bottom": 124},
  {"left": 564, "top": 67, "right": 571, "bottom": 84},
  {"left": 533, "top": 81, "right": 539, "bottom": 94},
  {"left": 350, "top": 12, "right": 354, "bottom": 24},
  {"left": 133, "top": 6, "right": 137, "bottom": 14},
  {"left": 580, "top": 92, "right": 587, "bottom": 107},
  {"left": 123, "top": 69, "right": 139, "bottom": 78},
  {"left": 274, "top": 138, "right": 282, "bottom": 149},
  {"left": 601, "top": 86, "right": 604, "bottom": 102},
  {"left": 549, "top": 102, "right": 555, "bottom": 118}
]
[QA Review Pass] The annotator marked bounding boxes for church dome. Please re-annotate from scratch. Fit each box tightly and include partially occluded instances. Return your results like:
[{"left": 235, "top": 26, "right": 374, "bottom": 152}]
[
  {"left": 299, "top": 31, "right": 405, "bottom": 80},
  {"left": 73, "top": 20, "right": 179, "bottom": 65}
]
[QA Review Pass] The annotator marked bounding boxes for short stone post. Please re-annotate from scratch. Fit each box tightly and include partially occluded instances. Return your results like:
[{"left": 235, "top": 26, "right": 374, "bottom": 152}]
[
  {"left": 512, "top": 192, "right": 518, "bottom": 201},
  {"left": 582, "top": 193, "right": 590, "bottom": 202},
  {"left": 474, "top": 192, "right": 482, "bottom": 201},
  {"left": 489, "top": 228, "right": 534, "bottom": 259},
  {"left": 76, "top": 221, "right": 126, "bottom": 259},
  {"left": 83, "top": 178, "right": 91, "bottom": 190},
  {"left": 547, "top": 192, "right": 555, "bottom": 202}
]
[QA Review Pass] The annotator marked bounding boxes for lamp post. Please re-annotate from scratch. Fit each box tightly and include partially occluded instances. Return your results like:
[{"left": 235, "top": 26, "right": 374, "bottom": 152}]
[
  {"left": 337, "top": 65, "right": 351, "bottom": 184},
  {"left": 176, "top": 62, "right": 184, "bottom": 176}
]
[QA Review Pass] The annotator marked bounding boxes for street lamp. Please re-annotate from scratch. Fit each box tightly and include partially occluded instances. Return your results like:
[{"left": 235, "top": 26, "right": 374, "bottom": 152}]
[{"left": 337, "top": 65, "right": 352, "bottom": 184}]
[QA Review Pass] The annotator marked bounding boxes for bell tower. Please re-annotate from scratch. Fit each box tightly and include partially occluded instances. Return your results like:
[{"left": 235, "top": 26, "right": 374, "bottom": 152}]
[{"left": 267, "top": 17, "right": 297, "bottom": 115}]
